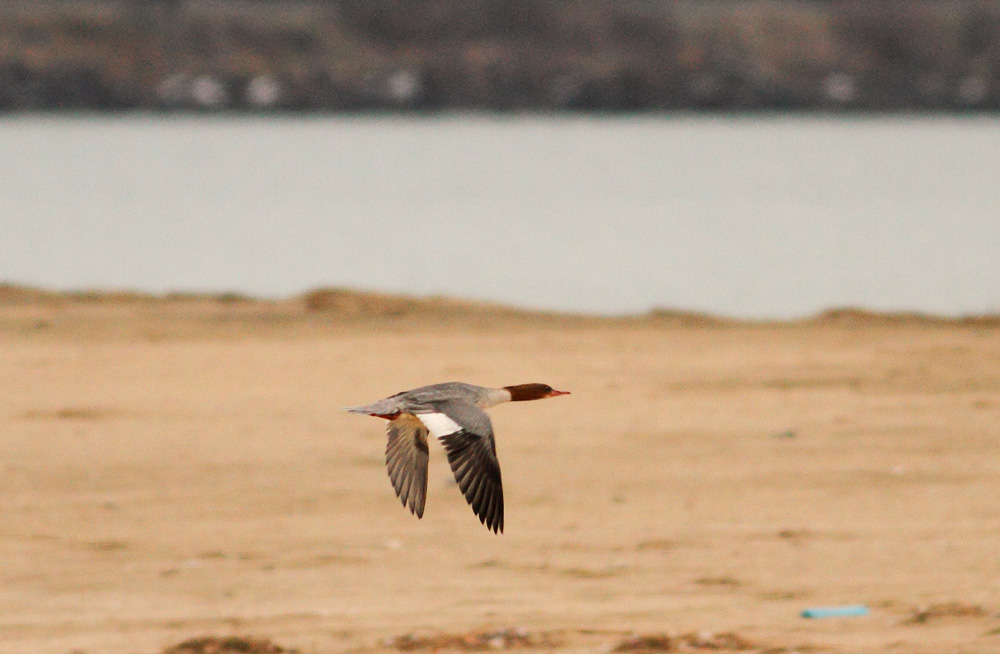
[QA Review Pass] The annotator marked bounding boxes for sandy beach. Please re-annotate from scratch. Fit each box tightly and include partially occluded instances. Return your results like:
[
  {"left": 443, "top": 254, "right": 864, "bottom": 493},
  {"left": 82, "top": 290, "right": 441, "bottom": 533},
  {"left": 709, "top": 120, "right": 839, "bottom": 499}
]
[{"left": 2, "top": 288, "right": 998, "bottom": 654}]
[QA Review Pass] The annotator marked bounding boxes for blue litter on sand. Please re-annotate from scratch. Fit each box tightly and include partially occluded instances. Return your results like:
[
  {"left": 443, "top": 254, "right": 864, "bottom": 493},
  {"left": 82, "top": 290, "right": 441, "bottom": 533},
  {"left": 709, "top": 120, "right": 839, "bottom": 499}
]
[{"left": 801, "top": 605, "right": 870, "bottom": 619}]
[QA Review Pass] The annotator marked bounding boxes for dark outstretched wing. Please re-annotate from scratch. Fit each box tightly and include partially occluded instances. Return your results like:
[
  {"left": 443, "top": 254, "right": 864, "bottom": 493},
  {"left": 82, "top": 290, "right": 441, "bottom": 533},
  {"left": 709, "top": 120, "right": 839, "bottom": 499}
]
[
  {"left": 416, "top": 406, "right": 503, "bottom": 534},
  {"left": 385, "top": 414, "right": 430, "bottom": 518},
  {"left": 440, "top": 429, "right": 504, "bottom": 533}
]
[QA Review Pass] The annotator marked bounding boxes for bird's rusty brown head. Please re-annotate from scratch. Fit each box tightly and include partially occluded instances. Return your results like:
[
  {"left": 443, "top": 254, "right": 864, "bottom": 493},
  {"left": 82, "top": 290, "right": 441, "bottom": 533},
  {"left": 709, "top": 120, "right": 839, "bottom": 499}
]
[{"left": 504, "top": 383, "right": 571, "bottom": 402}]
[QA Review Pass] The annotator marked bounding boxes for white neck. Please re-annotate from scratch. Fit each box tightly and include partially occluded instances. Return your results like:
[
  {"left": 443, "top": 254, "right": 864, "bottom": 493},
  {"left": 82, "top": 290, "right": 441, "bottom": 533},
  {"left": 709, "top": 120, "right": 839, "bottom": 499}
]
[{"left": 479, "top": 387, "right": 513, "bottom": 409}]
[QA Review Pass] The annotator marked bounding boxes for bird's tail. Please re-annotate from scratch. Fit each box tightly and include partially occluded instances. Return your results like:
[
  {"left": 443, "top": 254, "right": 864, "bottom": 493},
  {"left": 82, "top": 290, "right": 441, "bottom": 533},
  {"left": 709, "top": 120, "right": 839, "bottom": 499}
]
[
  {"left": 344, "top": 399, "right": 401, "bottom": 417},
  {"left": 344, "top": 405, "right": 374, "bottom": 414}
]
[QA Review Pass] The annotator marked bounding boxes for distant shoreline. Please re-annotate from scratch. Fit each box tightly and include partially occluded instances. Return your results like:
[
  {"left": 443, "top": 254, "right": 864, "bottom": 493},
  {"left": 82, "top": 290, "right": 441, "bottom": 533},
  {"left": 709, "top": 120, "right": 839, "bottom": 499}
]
[{"left": 3, "top": 283, "right": 998, "bottom": 328}]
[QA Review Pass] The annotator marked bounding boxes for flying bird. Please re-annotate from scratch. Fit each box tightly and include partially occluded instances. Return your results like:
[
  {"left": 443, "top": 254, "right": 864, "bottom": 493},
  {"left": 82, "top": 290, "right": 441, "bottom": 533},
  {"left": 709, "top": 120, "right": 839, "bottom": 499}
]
[{"left": 346, "top": 382, "right": 569, "bottom": 533}]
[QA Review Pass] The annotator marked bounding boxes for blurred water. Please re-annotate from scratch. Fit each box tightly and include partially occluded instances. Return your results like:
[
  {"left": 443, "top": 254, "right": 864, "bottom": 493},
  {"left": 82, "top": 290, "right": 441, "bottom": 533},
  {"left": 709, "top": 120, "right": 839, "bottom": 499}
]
[{"left": 1, "top": 114, "right": 998, "bottom": 319}]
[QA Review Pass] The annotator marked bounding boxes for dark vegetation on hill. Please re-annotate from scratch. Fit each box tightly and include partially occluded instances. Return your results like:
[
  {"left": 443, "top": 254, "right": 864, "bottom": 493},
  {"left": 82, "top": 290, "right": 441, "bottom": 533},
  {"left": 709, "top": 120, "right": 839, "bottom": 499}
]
[{"left": 2, "top": 0, "right": 1000, "bottom": 112}]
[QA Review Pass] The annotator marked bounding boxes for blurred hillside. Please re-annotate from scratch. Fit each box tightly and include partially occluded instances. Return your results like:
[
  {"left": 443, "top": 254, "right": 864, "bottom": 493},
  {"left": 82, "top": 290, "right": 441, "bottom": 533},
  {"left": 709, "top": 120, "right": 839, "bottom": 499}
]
[{"left": 2, "top": 0, "right": 999, "bottom": 112}]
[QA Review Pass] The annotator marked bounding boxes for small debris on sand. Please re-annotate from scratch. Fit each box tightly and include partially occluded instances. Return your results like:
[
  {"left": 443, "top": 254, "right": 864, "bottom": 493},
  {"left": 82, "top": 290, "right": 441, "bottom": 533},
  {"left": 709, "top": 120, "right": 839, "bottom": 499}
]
[
  {"left": 162, "top": 636, "right": 296, "bottom": 654},
  {"left": 694, "top": 576, "right": 742, "bottom": 588},
  {"left": 390, "top": 627, "right": 560, "bottom": 651},
  {"left": 611, "top": 631, "right": 754, "bottom": 652},
  {"left": 611, "top": 634, "right": 675, "bottom": 652},
  {"left": 903, "top": 602, "right": 991, "bottom": 625}
]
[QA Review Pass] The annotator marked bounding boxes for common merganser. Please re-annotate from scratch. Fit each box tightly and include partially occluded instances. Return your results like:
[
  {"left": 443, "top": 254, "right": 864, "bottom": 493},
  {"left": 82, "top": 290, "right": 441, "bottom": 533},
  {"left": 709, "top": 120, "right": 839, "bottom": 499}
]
[{"left": 346, "top": 382, "right": 570, "bottom": 533}]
